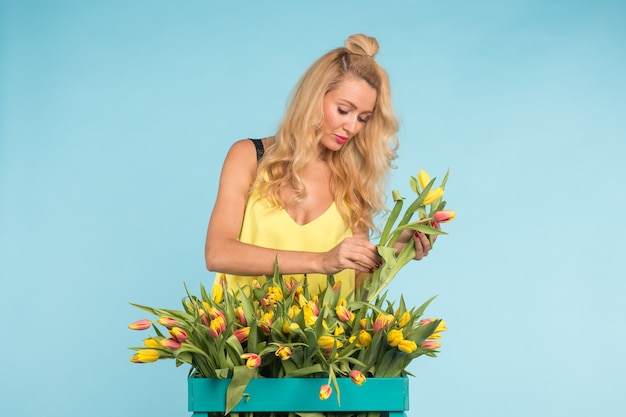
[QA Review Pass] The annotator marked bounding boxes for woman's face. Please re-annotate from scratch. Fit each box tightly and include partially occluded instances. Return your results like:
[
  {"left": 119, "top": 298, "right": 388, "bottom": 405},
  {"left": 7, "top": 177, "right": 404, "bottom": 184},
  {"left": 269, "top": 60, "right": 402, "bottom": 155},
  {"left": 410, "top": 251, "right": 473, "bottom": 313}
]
[{"left": 320, "top": 76, "right": 377, "bottom": 152}]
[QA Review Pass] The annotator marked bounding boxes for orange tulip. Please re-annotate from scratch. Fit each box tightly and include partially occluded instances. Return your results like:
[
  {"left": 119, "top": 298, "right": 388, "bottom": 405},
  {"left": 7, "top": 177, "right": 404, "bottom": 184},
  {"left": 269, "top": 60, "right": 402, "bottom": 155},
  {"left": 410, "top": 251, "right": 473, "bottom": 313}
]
[
  {"left": 319, "top": 384, "right": 332, "bottom": 400},
  {"left": 128, "top": 319, "right": 151, "bottom": 330},
  {"left": 350, "top": 370, "right": 367, "bottom": 386},
  {"left": 240, "top": 353, "right": 261, "bottom": 368},
  {"left": 433, "top": 210, "right": 456, "bottom": 222},
  {"left": 160, "top": 338, "right": 181, "bottom": 350},
  {"left": 233, "top": 327, "right": 250, "bottom": 343}
]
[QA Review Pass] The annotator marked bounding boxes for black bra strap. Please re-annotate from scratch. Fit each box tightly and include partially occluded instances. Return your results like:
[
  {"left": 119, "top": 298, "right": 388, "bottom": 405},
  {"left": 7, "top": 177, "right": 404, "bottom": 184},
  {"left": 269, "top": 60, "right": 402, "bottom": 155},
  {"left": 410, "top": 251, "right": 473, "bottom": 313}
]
[{"left": 250, "top": 138, "right": 265, "bottom": 162}]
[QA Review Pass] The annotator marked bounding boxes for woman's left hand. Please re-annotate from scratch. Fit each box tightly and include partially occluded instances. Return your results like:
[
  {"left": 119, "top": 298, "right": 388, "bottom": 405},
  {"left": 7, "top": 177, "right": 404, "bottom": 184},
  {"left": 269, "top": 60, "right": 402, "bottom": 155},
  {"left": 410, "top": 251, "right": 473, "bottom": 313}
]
[{"left": 393, "top": 221, "right": 440, "bottom": 260}]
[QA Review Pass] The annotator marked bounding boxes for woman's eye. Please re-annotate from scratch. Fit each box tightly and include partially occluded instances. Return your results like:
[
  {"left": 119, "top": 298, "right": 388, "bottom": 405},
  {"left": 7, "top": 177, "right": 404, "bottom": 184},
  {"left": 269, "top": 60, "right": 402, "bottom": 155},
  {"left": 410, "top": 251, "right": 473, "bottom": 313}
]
[
  {"left": 337, "top": 108, "right": 348, "bottom": 115},
  {"left": 358, "top": 116, "right": 369, "bottom": 124}
]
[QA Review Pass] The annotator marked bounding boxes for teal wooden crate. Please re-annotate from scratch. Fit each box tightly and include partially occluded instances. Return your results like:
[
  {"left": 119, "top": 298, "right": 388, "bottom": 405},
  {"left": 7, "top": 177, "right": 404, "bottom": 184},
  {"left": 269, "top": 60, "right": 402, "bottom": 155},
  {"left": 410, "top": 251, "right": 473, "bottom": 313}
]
[{"left": 188, "top": 376, "right": 409, "bottom": 416}]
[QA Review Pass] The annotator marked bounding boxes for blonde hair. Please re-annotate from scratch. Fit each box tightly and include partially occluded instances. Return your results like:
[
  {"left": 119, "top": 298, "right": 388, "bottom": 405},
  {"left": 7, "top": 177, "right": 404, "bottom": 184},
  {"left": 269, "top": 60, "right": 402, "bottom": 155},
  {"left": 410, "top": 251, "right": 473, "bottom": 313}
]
[{"left": 254, "top": 34, "right": 399, "bottom": 233}]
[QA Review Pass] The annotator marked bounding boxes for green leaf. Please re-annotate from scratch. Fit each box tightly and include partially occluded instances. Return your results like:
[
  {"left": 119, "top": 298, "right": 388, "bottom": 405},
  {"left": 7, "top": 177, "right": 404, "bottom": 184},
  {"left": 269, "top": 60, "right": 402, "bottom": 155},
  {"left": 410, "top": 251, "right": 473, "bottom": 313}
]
[
  {"left": 225, "top": 365, "right": 257, "bottom": 414},
  {"left": 379, "top": 192, "right": 404, "bottom": 246},
  {"left": 284, "top": 363, "right": 325, "bottom": 377}
]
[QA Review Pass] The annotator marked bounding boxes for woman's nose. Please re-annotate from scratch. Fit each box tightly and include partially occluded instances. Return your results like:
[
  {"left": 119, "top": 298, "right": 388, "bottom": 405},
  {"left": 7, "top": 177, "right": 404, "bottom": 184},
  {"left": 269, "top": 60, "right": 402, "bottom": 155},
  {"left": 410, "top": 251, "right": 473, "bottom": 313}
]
[{"left": 343, "top": 117, "right": 358, "bottom": 136}]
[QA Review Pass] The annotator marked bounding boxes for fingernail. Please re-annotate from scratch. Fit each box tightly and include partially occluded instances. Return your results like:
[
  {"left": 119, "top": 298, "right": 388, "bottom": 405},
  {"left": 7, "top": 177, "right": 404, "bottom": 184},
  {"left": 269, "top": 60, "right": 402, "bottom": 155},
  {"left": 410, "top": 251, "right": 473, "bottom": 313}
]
[
  {"left": 369, "top": 268, "right": 374, "bottom": 273},
  {"left": 414, "top": 231, "right": 419, "bottom": 237}
]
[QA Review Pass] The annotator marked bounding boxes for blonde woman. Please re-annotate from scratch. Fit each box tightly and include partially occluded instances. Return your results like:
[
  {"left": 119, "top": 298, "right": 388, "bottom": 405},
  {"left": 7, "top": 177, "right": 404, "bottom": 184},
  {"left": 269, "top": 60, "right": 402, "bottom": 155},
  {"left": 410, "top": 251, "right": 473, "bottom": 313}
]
[{"left": 205, "top": 34, "right": 433, "bottom": 297}]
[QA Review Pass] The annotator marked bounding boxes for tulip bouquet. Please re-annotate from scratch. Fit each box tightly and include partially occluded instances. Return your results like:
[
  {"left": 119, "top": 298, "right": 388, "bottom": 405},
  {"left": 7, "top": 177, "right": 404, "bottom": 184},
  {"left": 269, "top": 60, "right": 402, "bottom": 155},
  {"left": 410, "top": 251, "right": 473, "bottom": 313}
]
[{"left": 128, "top": 169, "right": 454, "bottom": 417}]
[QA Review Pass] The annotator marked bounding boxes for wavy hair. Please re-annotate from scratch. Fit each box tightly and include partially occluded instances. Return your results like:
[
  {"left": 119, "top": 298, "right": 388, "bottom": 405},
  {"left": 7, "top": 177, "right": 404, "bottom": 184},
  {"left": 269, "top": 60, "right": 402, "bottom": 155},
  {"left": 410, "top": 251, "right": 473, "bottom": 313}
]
[{"left": 254, "top": 34, "right": 399, "bottom": 233}]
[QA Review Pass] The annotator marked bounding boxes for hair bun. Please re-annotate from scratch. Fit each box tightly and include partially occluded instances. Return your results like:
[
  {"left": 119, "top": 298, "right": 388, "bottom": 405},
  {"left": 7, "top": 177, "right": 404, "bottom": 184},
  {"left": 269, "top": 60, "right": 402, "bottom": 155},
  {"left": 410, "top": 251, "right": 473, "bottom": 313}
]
[{"left": 345, "top": 34, "right": 379, "bottom": 58}]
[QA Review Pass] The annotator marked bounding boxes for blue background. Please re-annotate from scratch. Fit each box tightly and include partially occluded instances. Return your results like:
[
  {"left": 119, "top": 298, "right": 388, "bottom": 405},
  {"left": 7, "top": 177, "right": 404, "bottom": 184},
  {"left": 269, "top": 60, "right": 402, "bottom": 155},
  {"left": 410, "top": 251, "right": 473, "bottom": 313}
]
[{"left": 1, "top": 1, "right": 625, "bottom": 416}]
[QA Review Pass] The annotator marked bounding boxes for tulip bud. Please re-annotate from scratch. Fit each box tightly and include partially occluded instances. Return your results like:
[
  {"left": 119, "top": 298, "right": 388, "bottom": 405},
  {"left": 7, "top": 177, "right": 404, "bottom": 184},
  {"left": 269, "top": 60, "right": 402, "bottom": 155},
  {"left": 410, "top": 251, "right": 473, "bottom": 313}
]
[
  {"left": 233, "top": 327, "right": 250, "bottom": 343},
  {"left": 160, "top": 338, "right": 181, "bottom": 350},
  {"left": 417, "top": 169, "right": 431, "bottom": 190},
  {"left": 422, "top": 340, "right": 441, "bottom": 350},
  {"left": 335, "top": 299, "right": 353, "bottom": 323},
  {"left": 398, "top": 339, "right": 418, "bottom": 353},
  {"left": 350, "top": 370, "right": 367, "bottom": 386},
  {"left": 208, "top": 316, "right": 226, "bottom": 338},
  {"left": 143, "top": 338, "right": 161, "bottom": 348},
  {"left": 212, "top": 280, "right": 224, "bottom": 303},
  {"left": 435, "top": 320, "right": 448, "bottom": 333},
  {"left": 317, "top": 335, "right": 336, "bottom": 350},
  {"left": 423, "top": 187, "right": 444, "bottom": 205},
  {"left": 128, "top": 319, "right": 151, "bottom": 330},
  {"left": 319, "top": 384, "right": 332, "bottom": 400},
  {"left": 234, "top": 306, "right": 247, "bottom": 326},
  {"left": 373, "top": 313, "right": 394, "bottom": 332},
  {"left": 282, "top": 321, "right": 300, "bottom": 335},
  {"left": 433, "top": 210, "right": 456, "bottom": 223},
  {"left": 157, "top": 316, "right": 179, "bottom": 329},
  {"left": 259, "top": 317, "right": 273, "bottom": 335},
  {"left": 359, "top": 330, "right": 373, "bottom": 348},
  {"left": 398, "top": 311, "right": 411, "bottom": 328},
  {"left": 387, "top": 329, "right": 404, "bottom": 347},
  {"left": 240, "top": 353, "right": 261, "bottom": 368},
  {"left": 285, "top": 276, "right": 299, "bottom": 292},
  {"left": 169, "top": 327, "right": 187, "bottom": 343},
  {"left": 275, "top": 345, "right": 292, "bottom": 361},
  {"left": 130, "top": 349, "right": 159, "bottom": 363}
]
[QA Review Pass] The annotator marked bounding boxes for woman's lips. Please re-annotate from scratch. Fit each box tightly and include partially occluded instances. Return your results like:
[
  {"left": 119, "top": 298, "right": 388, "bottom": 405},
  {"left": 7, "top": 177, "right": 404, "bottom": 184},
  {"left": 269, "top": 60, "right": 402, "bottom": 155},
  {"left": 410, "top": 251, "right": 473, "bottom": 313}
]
[{"left": 335, "top": 134, "right": 348, "bottom": 144}]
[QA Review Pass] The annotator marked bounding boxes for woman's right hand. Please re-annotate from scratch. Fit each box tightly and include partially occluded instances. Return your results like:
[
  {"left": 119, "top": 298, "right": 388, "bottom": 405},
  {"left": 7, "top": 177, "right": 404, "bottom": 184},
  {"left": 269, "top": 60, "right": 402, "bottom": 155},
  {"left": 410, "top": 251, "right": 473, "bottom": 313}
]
[{"left": 320, "top": 237, "right": 382, "bottom": 274}]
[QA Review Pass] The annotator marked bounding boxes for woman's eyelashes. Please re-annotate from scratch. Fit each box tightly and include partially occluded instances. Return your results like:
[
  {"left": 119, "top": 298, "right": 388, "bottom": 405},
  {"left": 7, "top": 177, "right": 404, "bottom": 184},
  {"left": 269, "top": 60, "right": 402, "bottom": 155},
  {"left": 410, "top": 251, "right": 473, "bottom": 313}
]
[{"left": 337, "top": 107, "right": 369, "bottom": 123}]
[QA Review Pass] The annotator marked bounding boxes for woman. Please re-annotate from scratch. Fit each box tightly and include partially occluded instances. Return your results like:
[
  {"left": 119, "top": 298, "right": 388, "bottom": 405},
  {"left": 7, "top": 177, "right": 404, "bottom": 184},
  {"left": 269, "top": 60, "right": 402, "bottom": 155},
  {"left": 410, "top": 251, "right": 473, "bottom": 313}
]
[{"left": 205, "top": 34, "right": 434, "bottom": 297}]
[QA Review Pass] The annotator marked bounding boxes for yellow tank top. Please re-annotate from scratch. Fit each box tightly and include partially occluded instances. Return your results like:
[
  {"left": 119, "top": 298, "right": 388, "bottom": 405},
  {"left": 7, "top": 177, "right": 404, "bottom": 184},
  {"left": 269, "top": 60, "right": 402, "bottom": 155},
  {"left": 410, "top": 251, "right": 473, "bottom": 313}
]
[{"left": 215, "top": 189, "right": 354, "bottom": 297}]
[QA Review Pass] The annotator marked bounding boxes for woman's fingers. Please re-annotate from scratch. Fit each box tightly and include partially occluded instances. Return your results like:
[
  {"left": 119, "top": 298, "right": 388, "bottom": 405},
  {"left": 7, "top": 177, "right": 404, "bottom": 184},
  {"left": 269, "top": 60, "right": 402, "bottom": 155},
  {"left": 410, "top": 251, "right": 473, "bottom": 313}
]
[
  {"left": 325, "top": 237, "right": 381, "bottom": 273},
  {"left": 413, "top": 231, "right": 432, "bottom": 260}
]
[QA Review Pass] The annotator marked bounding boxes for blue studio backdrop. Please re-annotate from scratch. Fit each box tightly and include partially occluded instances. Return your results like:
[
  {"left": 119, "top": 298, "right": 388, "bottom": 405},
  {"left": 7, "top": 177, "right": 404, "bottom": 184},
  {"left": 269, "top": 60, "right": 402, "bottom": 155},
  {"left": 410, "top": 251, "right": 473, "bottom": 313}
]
[{"left": 1, "top": 1, "right": 625, "bottom": 417}]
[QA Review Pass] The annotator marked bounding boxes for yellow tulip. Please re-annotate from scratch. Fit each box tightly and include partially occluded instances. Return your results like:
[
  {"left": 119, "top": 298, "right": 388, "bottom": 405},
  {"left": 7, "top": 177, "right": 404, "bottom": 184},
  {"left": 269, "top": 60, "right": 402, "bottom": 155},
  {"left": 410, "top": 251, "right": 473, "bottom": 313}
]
[
  {"left": 398, "top": 311, "right": 411, "bottom": 328},
  {"left": 275, "top": 345, "right": 292, "bottom": 361},
  {"left": 418, "top": 169, "right": 431, "bottom": 189},
  {"left": 288, "top": 305, "right": 301, "bottom": 319},
  {"left": 303, "top": 303, "right": 318, "bottom": 326},
  {"left": 212, "top": 281, "right": 223, "bottom": 303},
  {"left": 387, "top": 329, "right": 404, "bottom": 347},
  {"left": 397, "top": 339, "right": 417, "bottom": 353},
  {"left": 423, "top": 187, "right": 444, "bottom": 205},
  {"left": 143, "top": 338, "right": 161, "bottom": 348},
  {"left": 282, "top": 321, "right": 300, "bottom": 334},
  {"left": 317, "top": 336, "right": 337, "bottom": 350},
  {"left": 359, "top": 330, "right": 373, "bottom": 348},
  {"left": 435, "top": 320, "right": 448, "bottom": 333},
  {"left": 130, "top": 349, "right": 159, "bottom": 363}
]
